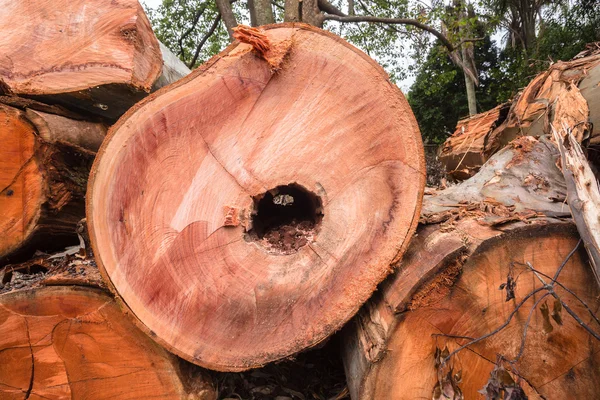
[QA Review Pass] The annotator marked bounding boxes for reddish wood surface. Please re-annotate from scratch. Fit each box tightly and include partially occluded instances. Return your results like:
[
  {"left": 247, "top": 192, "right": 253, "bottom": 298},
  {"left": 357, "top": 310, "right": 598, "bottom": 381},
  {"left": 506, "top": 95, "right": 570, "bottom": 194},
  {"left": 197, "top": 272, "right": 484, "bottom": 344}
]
[
  {"left": 0, "top": 286, "right": 214, "bottom": 399},
  {"left": 343, "top": 219, "right": 600, "bottom": 399},
  {"left": 88, "top": 24, "right": 425, "bottom": 371},
  {"left": 0, "top": 0, "right": 163, "bottom": 119},
  {"left": 0, "top": 102, "right": 105, "bottom": 264}
]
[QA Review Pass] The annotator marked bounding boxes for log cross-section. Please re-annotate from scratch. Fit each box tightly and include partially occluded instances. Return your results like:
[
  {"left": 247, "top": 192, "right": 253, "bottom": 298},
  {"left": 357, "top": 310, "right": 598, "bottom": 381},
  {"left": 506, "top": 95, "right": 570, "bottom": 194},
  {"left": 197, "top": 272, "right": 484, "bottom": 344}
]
[{"left": 88, "top": 24, "right": 425, "bottom": 371}]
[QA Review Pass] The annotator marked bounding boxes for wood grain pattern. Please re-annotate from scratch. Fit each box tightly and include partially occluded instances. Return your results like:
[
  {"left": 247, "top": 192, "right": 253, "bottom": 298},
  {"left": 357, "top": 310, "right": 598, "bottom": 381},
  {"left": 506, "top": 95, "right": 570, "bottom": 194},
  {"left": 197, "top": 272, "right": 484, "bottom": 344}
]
[
  {"left": 88, "top": 24, "right": 425, "bottom": 371},
  {"left": 0, "top": 286, "right": 206, "bottom": 399},
  {"left": 343, "top": 219, "right": 600, "bottom": 399},
  {"left": 0, "top": 0, "right": 163, "bottom": 119}
]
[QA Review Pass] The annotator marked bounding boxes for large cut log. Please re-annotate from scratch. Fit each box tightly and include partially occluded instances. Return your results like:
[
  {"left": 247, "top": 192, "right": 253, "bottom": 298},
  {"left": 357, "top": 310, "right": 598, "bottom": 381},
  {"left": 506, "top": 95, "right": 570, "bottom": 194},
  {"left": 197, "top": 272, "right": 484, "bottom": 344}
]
[
  {"left": 0, "top": 254, "right": 215, "bottom": 399},
  {"left": 343, "top": 132, "right": 600, "bottom": 398},
  {"left": 0, "top": 101, "right": 106, "bottom": 265},
  {"left": 440, "top": 42, "right": 600, "bottom": 180},
  {"left": 343, "top": 217, "right": 600, "bottom": 399},
  {"left": 88, "top": 24, "right": 425, "bottom": 371},
  {"left": 0, "top": 0, "right": 190, "bottom": 120}
]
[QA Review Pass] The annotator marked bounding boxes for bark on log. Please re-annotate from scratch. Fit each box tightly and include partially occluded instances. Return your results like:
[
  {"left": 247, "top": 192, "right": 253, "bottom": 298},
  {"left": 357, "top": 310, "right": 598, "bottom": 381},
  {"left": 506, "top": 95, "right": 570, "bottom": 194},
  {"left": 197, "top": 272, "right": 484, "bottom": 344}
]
[
  {"left": 0, "top": 0, "right": 189, "bottom": 120},
  {"left": 440, "top": 42, "right": 600, "bottom": 180},
  {"left": 343, "top": 218, "right": 600, "bottom": 399},
  {"left": 0, "top": 254, "right": 215, "bottom": 399},
  {"left": 553, "top": 125, "right": 600, "bottom": 286},
  {"left": 88, "top": 24, "right": 425, "bottom": 371},
  {"left": 423, "top": 135, "right": 568, "bottom": 225},
  {"left": 0, "top": 102, "right": 106, "bottom": 265}
]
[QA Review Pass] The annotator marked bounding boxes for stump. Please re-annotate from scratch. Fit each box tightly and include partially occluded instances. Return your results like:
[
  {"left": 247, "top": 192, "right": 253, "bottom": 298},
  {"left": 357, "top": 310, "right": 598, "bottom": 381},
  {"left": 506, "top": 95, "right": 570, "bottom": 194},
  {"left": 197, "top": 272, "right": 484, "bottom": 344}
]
[
  {"left": 0, "top": 0, "right": 189, "bottom": 119},
  {"left": 88, "top": 24, "right": 425, "bottom": 371},
  {"left": 0, "top": 102, "right": 105, "bottom": 264},
  {"left": 343, "top": 219, "right": 600, "bottom": 399}
]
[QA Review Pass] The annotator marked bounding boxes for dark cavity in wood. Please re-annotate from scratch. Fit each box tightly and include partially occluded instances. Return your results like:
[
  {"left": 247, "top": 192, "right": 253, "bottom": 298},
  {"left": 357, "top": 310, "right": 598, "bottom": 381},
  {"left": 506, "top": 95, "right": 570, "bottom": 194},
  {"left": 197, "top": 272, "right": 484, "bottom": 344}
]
[{"left": 246, "top": 183, "right": 323, "bottom": 254}]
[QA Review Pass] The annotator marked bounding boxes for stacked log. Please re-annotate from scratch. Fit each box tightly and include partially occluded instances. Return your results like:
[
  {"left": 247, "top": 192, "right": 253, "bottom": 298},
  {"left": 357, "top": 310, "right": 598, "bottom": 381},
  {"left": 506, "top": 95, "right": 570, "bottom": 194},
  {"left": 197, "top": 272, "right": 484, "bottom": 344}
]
[
  {"left": 0, "top": 0, "right": 190, "bottom": 265},
  {"left": 2, "top": 0, "right": 600, "bottom": 397},
  {"left": 440, "top": 42, "right": 600, "bottom": 180},
  {"left": 343, "top": 134, "right": 600, "bottom": 399},
  {"left": 0, "top": 252, "right": 214, "bottom": 399},
  {"left": 0, "top": 0, "right": 189, "bottom": 120},
  {"left": 87, "top": 24, "right": 425, "bottom": 372},
  {"left": 0, "top": 100, "right": 105, "bottom": 264}
]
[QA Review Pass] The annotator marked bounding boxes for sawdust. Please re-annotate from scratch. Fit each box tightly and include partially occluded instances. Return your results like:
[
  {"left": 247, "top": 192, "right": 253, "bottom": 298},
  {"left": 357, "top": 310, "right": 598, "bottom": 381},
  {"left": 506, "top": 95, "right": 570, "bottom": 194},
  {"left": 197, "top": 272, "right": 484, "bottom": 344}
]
[{"left": 408, "top": 256, "right": 465, "bottom": 311}]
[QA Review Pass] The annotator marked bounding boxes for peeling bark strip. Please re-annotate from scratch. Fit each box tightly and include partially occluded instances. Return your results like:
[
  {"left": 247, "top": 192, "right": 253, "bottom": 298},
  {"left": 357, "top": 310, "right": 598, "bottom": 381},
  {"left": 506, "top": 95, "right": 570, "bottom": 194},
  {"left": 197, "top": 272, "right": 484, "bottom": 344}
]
[
  {"left": 0, "top": 101, "right": 106, "bottom": 265},
  {"left": 424, "top": 135, "right": 569, "bottom": 225},
  {"left": 342, "top": 218, "right": 600, "bottom": 399},
  {"left": 440, "top": 42, "right": 600, "bottom": 179},
  {"left": 88, "top": 23, "right": 425, "bottom": 372},
  {"left": 553, "top": 126, "right": 600, "bottom": 285},
  {"left": 0, "top": 0, "right": 190, "bottom": 119},
  {"left": 0, "top": 286, "right": 214, "bottom": 399}
]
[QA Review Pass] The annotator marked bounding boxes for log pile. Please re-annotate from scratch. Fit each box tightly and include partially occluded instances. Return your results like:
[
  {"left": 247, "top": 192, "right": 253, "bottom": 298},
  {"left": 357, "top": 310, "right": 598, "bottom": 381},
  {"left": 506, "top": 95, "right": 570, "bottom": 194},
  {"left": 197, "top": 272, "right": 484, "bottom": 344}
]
[
  {"left": 440, "top": 42, "right": 600, "bottom": 180},
  {"left": 342, "top": 135, "right": 600, "bottom": 399},
  {"left": 2, "top": 1, "right": 600, "bottom": 398}
]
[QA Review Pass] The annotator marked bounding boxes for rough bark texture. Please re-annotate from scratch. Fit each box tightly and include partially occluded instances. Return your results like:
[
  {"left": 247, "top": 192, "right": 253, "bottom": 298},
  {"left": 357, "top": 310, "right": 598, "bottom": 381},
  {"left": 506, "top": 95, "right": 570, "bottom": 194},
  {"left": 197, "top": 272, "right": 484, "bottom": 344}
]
[
  {"left": 425, "top": 135, "right": 568, "bottom": 224},
  {"left": 0, "top": 101, "right": 105, "bottom": 265},
  {"left": 254, "top": 0, "right": 275, "bottom": 25},
  {"left": 0, "top": 0, "right": 188, "bottom": 120},
  {"left": 0, "top": 254, "right": 215, "bottom": 399},
  {"left": 440, "top": 42, "right": 600, "bottom": 180},
  {"left": 343, "top": 217, "right": 600, "bottom": 399},
  {"left": 88, "top": 24, "right": 425, "bottom": 372}
]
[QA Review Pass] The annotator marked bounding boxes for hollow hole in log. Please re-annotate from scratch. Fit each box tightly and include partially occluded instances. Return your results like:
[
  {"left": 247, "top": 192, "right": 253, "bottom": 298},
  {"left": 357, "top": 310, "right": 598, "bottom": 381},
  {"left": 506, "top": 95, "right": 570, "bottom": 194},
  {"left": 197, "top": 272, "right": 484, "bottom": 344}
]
[{"left": 247, "top": 184, "right": 323, "bottom": 254}]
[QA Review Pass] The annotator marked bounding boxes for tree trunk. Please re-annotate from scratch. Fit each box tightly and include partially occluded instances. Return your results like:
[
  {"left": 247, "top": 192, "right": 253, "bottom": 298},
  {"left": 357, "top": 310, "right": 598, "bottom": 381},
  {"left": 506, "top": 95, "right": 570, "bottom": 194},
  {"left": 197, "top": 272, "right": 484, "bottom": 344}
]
[
  {"left": 343, "top": 217, "right": 600, "bottom": 399},
  {"left": 216, "top": 0, "right": 238, "bottom": 40},
  {"left": 0, "top": 255, "right": 215, "bottom": 399},
  {"left": 88, "top": 24, "right": 425, "bottom": 372},
  {"left": 301, "top": 0, "right": 324, "bottom": 27},
  {"left": 0, "top": 0, "right": 173, "bottom": 120},
  {"left": 284, "top": 0, "right": 300, "bottom": 22},
  {"left": 463, "top": 65, "right": 477, "bottom": 116},
  {"left": 0, "top": 101, "right": 105, "bottom": 265},
  {"left": 254, "top": 0, "right": 275, "bottom": 25}
]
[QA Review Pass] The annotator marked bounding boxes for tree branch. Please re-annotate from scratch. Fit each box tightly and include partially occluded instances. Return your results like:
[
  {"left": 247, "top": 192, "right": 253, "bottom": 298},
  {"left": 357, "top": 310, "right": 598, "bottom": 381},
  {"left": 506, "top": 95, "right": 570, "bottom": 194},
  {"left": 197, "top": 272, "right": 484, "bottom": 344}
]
[
  {"left": 323, "top": 14, "right": 456, "bottom": 52},
  {"left": 318, "top": 0, "right": 346, "bottom": 17},
  {"left": 188, "top": 14, "right": 222, "bottom": 68},
  {"left": 215, "top": 0, "right": 238, "bottom": 40},
  {"left": 178, "top": 2, "right": 209, "bottom": 59}
]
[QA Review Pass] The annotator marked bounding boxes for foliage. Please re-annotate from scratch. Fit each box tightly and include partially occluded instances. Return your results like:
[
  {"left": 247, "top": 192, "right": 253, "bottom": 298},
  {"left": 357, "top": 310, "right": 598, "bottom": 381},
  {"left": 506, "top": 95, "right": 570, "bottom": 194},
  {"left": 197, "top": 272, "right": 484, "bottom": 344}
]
[
  {"left": 409, "top": 0, "right": 600, "bottom": 144},
  {"left": 408, "top": 36, "right": 500, "bottom": 144},
  {"left": 143, "top": 0, "right": 236, "bottom": 68}
]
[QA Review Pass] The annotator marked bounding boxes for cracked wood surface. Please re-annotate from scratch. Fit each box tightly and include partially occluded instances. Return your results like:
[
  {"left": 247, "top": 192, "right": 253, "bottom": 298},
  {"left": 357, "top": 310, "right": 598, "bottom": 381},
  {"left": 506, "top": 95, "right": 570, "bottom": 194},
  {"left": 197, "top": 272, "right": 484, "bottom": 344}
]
[
  {"left": 88, "top": 23, "right": 425, "bottom": 371},
  {"left": 343, "top": 219, "right": 600, "bottom": 399},
  {"left": 0, "top": 0, "right": 164, "bottom": 119},
  {"left": 0, "top": 286, "right": 212, "bottom": 399},
  {"left": 0, "top": 103, "right": 105, "bottom": 265}
]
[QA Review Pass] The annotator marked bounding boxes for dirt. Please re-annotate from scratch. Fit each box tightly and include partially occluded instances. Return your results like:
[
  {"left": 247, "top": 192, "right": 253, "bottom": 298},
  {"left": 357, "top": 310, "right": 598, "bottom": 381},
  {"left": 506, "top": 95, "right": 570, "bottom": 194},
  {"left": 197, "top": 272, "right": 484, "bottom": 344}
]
[
  {"left": 211, "top": 339, "right": 348, "bottom": 400},
  {"left": 257, "top": 220, "right": 316, "bottom": 254}
]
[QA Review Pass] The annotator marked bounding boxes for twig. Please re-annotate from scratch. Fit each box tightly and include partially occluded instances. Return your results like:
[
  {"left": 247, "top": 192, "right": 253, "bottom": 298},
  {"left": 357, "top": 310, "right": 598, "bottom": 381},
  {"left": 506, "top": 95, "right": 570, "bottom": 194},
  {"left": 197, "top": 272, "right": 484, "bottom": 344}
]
[{"left": 441, "top": 286, "right": 545, "bottom": 366}]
